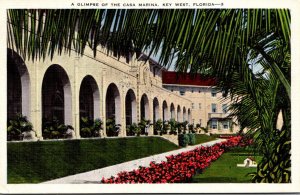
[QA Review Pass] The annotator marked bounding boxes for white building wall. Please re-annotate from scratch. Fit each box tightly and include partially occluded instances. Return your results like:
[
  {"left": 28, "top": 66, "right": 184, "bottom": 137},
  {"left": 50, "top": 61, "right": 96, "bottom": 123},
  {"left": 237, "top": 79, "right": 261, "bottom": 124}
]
[{"left": 9, "top": 46, "right": 192, "bottom": 139}]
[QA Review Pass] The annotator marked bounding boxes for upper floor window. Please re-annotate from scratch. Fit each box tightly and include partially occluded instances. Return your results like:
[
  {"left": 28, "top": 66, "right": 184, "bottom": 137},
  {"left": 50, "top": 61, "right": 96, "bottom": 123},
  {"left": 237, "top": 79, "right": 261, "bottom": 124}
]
[
  {"left": 211, "top": 103, "right": 217, "bottom": 113},
  {"left": 199, "top": 103, "right": 201, "bottom": 110},
  {"left": 180, "top": 88, "right": 185, "bottom": 96},
  {"left": 192, "top": 103, "right": 195, "bottom": 109},
  {"left": 211, "top": 89, "right": 217, "bottom": 97},
  {"left": 222, "top": 104, "right": 228, "bottom": 114}
]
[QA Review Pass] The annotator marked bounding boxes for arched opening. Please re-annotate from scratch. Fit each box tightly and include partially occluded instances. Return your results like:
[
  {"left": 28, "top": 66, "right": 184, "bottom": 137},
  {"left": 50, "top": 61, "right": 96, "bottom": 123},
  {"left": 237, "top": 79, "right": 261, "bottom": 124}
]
[
  {"left": 7, "top": 49, "right": 30, "bottom": 121},
  {"left": 183, "top": 107, "right": 187, "bottom": 122},
  {"left": 188, "top": 108, "right": 191, "bottom": 124},
  {"left": 153, "top": 97, "right": 160, "bottom": 123},
  {"left": 79, "top": 75, "right": 100, "bottom": 121},
  {"left": 170, "top": 103, "right": 175, "bottom": 119},
  {"left": 125, "top": 89, "right": 137, "bottom": 126},
  {"left": 162, "top": 100, "right": 168, "bottom": 122},
  {"left": 106, "top": 83, "right": 121, "bottom": 125},
  {"left": 42, "top": 64, "right": 72, "bottom": 128},
  {"left": 140, "top": 94, "right": 150, "bottom": 121},
  {"left": 177, "top": 105, "right": 182, "bottom": 122}
]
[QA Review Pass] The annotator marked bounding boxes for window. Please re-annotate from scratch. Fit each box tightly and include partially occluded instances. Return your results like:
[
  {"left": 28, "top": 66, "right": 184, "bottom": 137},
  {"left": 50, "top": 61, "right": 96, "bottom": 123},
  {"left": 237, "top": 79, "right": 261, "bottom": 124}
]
[
  {"left": 223, "top": 121, "right": 229, "bottom": 129},
  {"left": 211, "top": 120, "right": 217, "bottom": 129},
  {"left": 180, "top": 91, "right": 185, "bottom": 96},
  {"left": 222, "top": 104, "right": 228, "bottom": 114},
  {"left": 199, "top": 103, "right": 201, "bottom": 110},
  {"left": 211, "top": 89, "right": 217, "bottom": 97},
  {"left": 191, "top": 89, "right": 194, "bottom": 93},
  {"left": 211, "top": 103, "right": 217, "bottom": 113},
  {"left": 192, "top": 103, "right": 195, "bottom": 109}
]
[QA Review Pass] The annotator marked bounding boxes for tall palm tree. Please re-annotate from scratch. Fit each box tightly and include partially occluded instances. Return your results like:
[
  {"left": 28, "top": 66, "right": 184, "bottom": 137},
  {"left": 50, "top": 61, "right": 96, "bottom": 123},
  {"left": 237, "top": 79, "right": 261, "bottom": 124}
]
[{"left": 7, "top": 9, "right": 291, "bottom": 182}]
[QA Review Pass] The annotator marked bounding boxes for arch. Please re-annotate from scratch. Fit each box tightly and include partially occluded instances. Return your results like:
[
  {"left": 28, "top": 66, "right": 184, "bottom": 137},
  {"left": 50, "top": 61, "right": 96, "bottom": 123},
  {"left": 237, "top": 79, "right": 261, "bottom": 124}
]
[
  {"left": 42, "top": 64, "right": 72, "bottom": 127},
  {"left": 125, "top": 89, "right": 137, "bottom": 126},
  {"left": 7, "top": 49, "right": 31, "bottom": 120},
  {"left": 140, "top": 93, "right": 150, "bottom": 120},
  {"left": 188, "top": 108, "right": 191, "bottom": 124},
  {"left": 177, "top": 105, "right": 182, "bottom": 122},
  {"left": 170, "top": 103, "right": 175, "bottom": 119},
  {"left": 106, "top": 83, "right": 121, "bottom": 125},
  {"left": 162, "top": 100, "right": 169, "bottom": 121},
  {"left": 79, "top": 75, "right": 100, "bottom": 120},
  {"left": 183, "top": 107, "right": 187, "bottom": 122},
  {"left": 153, "top": 97, "right": 160, "bottom": 122}
]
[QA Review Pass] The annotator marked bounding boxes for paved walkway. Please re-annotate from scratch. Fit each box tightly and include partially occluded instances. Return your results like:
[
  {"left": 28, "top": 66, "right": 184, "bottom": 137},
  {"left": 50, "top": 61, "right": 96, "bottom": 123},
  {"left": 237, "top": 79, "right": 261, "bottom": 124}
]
[{"left": 42, "top": 139, "right": 226, "bottom": 184}]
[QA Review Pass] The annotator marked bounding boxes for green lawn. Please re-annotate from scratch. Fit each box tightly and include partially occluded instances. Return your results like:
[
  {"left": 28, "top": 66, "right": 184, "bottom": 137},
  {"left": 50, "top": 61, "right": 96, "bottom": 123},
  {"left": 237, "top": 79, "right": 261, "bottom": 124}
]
[
  {"left": 8, "top": 136, "right": 179, "bottom": 183},
  {"left": 194, "top": 134, "right": 218, "bottom": 145},
  {"left": 191, "top": 147, "right": 261, "bottom": 183}
]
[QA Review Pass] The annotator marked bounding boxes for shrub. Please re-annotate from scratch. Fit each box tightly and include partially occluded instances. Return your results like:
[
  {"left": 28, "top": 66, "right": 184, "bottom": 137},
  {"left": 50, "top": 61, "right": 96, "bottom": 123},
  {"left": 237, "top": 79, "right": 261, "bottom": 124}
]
[
  {"left": 80, "top": 117, "right": 103, "bottom": 138},
  {"left": 169, "top": 118, "right": 178, "bottom": 135},
  {"left": 138, "top": 118, "right": 150, "bottom": 135},
  {"left": 106, "top": 118, "right": 120, "bottom": 137},
  {"left": 126, "top": 124, "right": 135, "bottom": 136},
  {"left": 188, "top": 124, "right": 194, "bottom": 131},
  {"left": 7, "top": 113, "right": 33, "bottom": 141},
  {"left": 187, "top": 133, "right": 196, "bottom": 145},
  {"left": 178, "top": 134, "right": 189, "bottom": 147},
  {"left": 162, "top": 121, "right": 170, "bottom": 134},
  {"left": 154, "top": 119, "right": 163, "bottom": 135},
  {"left": 183, "top": 121, "right": 188, "bottom": 130},
  {"left": 42, "top": 117, "right": 73, "bottom": 139}
]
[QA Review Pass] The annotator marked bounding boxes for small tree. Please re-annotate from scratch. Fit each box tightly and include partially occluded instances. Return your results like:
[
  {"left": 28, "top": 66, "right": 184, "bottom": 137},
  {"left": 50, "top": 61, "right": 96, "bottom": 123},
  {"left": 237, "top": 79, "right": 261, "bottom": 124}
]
[
  {"left": 169, "top": 118, "right": 178, "bottom": 135},
  {"left": 106, "top": 118, "right": 119, "bottom": 137},
  {"left": 154, "top": 119, "right": 163, "bottom": 135}
]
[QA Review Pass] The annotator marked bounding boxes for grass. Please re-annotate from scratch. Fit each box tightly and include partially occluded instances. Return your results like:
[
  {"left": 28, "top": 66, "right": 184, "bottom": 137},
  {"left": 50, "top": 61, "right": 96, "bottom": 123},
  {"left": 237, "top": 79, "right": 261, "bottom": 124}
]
[
  {"left": 191, "top": 147, "right": 261, "bottom": 183},
  {"left": 194, "top": 134, "right": 218, "bottom": 145},
  {"left": 7, "top": 136, "right": 179, "bottom": 183}
]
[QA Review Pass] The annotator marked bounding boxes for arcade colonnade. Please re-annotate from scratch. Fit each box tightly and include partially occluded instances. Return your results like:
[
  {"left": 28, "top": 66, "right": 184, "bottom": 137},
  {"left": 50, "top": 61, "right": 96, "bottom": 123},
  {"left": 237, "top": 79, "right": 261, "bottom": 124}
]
[{"left": 7, "top": 48, "right": 192, "bottom": 139}]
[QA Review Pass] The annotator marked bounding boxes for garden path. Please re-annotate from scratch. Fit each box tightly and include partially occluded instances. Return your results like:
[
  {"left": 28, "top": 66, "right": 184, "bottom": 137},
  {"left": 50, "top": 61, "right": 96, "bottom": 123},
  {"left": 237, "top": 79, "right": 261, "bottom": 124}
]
[{"left": 42, "top": 138, "right": 226, "bottom": 184}]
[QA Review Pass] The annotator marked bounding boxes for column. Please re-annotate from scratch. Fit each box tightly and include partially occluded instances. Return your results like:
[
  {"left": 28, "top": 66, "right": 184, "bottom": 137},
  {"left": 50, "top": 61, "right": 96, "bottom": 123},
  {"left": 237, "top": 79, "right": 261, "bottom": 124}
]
[
  {"left": 148, "top": 97, "right": 154, "bottom": 135},
  {"left": 120, "top": 88, "right": 126, "bottom": 137},
  {"left": 74, "top": 56, "right": 80, "bottom": 139},
  {"left": 33, "top": 60, "right": 42, "bottom": 139},
  {"left": 101, "top": 68, "right": 107, "bottom": 137}
]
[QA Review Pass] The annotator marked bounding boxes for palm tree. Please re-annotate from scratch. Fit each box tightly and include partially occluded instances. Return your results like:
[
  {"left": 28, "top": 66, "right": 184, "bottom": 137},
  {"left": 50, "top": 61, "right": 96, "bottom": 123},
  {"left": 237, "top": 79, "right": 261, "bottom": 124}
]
[{"left": 7, "top": 9, "right": 291, "bottom": 182}]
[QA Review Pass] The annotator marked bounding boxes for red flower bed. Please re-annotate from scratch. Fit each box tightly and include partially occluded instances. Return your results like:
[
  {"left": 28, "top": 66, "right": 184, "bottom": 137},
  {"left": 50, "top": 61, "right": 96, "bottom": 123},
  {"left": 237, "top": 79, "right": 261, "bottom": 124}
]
[{"left": 101, "top": 136, "right": 250, "bottom": 183}]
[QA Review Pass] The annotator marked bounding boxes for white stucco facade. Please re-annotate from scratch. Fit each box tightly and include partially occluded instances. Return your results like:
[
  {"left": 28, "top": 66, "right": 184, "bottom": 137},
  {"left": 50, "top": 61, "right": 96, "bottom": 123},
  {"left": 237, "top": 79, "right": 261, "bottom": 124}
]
[{"left": 7, "top": 47, "right": 196, "bottom": 139}]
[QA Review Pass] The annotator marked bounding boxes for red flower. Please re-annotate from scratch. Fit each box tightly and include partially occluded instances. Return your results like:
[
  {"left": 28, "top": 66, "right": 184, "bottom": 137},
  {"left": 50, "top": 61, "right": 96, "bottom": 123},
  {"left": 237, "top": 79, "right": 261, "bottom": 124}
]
[{"left": 101, "top": 136, "right": 251, "bottom": 184}]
